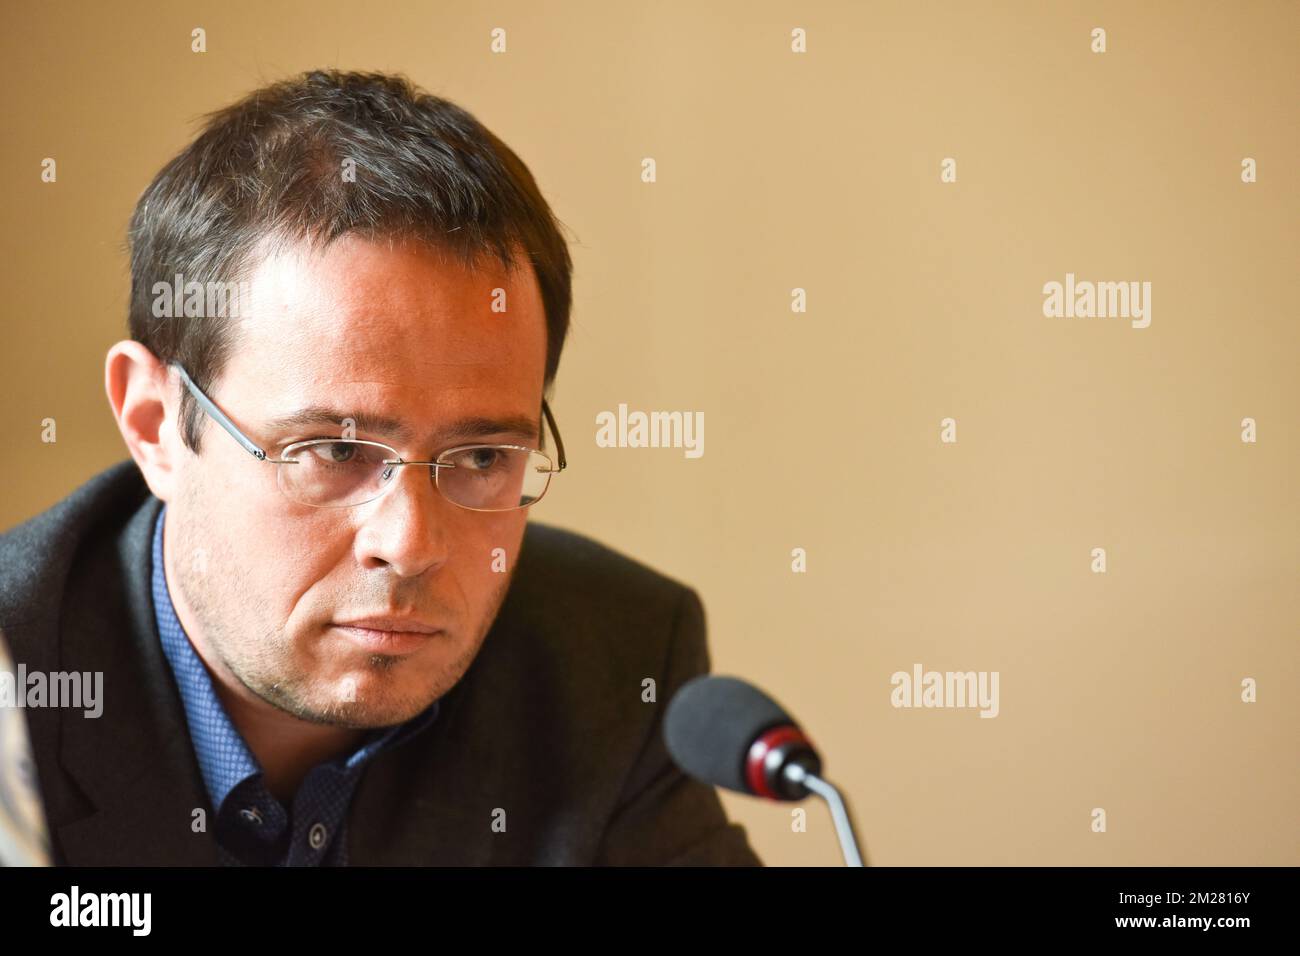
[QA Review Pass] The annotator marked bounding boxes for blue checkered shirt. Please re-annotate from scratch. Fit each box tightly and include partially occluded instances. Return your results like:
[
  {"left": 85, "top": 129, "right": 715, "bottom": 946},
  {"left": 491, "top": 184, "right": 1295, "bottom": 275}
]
[{"left": 151, "top": 504, "right": 440, "bottom": 866}]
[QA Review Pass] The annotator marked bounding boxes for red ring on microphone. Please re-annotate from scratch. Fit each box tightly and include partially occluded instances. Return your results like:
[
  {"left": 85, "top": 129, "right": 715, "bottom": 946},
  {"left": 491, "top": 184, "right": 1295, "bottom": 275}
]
[{"left": 745, "top": 725, "right": 812, "bottom": 799}]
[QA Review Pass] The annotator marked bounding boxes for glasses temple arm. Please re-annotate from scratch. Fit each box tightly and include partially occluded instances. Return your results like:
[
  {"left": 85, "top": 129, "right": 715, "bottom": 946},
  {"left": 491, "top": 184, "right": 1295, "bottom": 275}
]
[
  {"left": 170, "top": 362, "right": 270, "bottom": 461},
  {"left": 541, "top": 398, "right": 566, "bottom": 471}
]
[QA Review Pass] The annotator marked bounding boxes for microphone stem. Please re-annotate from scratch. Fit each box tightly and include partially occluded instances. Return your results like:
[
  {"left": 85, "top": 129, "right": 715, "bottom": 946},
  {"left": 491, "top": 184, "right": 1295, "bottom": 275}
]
[{"left": 785, "top": 764, "right": 866, "bottom": 867}]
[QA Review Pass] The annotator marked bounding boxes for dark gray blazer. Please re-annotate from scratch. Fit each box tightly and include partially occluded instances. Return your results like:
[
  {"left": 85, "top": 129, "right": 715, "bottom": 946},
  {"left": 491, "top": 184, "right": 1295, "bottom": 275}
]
[{"left": 0, "top": 461, "right": 762, "bottom": 866}]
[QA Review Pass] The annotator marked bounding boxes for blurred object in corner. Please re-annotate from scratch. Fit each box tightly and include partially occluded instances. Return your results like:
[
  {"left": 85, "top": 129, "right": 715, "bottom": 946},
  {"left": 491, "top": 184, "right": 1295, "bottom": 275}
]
[{"left": 0, "top": 629, "right": 51, "bottom": 866}]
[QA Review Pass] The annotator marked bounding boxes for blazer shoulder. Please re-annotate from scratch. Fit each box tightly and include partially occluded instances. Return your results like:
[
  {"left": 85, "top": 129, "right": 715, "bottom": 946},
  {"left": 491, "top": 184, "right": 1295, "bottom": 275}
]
[
  {"left": 0, "top": 460, "right": 151, "bottom": 628},
  {"left": 484, "top": 521, "right": 711, "bottom": 690},
  {"left": 514, "top": 521, "right": 701, "bottom": 626}
]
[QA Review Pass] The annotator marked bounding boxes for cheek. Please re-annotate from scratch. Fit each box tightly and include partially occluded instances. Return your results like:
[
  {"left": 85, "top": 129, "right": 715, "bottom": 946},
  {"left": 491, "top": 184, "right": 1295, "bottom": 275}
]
[
  {"left": 458, "top": 514, "right": 527, "bottom": 594},
  {"left": 195, "top": 447, "right": 287, "bottom": 538},
  {"left": 182, "top": 457, "right": 267, "bottom": 558},
  {"left": 274, "top": 515, "right": 356, "bottom": 590},
  {"left": 233, "top": 501, "right": 354, "bottom": 623}
]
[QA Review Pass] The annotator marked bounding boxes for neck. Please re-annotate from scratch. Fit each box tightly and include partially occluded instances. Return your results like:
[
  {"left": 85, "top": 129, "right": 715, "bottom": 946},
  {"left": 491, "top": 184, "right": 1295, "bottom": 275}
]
[{"left": 209, "top": 677, "right": 366, "bottom": 803}]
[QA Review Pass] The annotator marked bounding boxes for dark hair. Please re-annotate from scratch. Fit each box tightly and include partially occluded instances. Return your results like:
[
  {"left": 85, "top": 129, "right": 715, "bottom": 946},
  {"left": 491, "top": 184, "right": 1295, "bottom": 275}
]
[{"left": 127, "top": 69, "right": 573, "bottom": 452}]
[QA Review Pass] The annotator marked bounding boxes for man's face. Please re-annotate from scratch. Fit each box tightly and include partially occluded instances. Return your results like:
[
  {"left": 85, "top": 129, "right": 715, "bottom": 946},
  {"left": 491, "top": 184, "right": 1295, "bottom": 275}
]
[{"left": 165, "top": 234, "right": 548, "bottom": 729}]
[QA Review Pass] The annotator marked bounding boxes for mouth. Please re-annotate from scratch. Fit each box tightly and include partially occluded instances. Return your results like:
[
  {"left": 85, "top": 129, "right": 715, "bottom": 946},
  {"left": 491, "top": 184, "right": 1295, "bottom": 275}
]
[{"left": 330, "top": 617, "right": 445, "bottom": 654}]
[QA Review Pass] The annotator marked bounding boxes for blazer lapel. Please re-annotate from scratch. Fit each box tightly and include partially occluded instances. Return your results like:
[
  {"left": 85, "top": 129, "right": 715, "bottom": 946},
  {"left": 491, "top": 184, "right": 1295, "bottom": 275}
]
[{"left": 54, "top": 493, "right": 219, "bottom": 866}]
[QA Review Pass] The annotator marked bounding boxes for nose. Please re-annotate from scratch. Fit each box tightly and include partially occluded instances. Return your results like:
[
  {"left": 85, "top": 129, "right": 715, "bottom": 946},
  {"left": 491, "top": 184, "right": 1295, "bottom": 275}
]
[{"left": 352, "top": 462, "right": 451, "bottom": 577}]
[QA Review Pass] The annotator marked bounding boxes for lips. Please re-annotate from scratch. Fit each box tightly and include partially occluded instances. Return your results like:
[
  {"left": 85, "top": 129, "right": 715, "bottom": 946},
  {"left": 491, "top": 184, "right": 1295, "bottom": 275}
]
[
  {"left": 330, "top": 616, "right": 445, "bottom": 654},
  {"left": 334, "top": 616, "right": 442, "bottom": 634}
]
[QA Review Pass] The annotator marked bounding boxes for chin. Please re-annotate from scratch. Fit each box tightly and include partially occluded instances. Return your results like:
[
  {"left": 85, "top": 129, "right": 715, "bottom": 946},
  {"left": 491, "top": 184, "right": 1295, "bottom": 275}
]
[
  {"left": 314, "top": 690, "right": 430, "bottom": 730},
  {"left": 343, "top": 662, "right": 448, "bottom": 708}
]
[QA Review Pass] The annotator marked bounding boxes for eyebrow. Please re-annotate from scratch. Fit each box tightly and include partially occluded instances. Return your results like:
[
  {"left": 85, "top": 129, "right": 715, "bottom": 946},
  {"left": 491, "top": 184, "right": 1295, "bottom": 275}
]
[{"left": 262, "top": 407, "right": 541, "bottom": 447}]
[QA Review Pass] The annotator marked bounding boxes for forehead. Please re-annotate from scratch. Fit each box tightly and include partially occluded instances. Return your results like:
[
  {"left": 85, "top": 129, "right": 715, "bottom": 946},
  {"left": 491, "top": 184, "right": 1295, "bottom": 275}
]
[{"left": 221, "top": 234, "right": 548, "bottom": 440}]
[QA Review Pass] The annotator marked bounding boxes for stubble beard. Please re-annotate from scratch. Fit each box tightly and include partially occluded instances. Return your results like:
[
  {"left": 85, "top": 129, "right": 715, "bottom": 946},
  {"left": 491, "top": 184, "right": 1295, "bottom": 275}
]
[{"left": 169, "top": 473, "right": 514, "bottom": 730}]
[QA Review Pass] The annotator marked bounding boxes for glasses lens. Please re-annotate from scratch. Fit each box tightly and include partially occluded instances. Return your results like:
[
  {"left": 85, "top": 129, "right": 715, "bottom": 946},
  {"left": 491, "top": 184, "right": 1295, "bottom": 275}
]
[
  {"left": 278, "top": 440, "right": 396, "bottom": 507},
  {"left": 436, "top": 446, "right": 554, "bottom": 511}
]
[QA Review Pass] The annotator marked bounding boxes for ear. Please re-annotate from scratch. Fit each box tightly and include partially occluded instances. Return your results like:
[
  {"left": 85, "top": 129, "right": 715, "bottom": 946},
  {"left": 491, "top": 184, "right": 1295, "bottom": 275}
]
[{"left": 105, "top": 341, "right": 184, "bottom": 502}]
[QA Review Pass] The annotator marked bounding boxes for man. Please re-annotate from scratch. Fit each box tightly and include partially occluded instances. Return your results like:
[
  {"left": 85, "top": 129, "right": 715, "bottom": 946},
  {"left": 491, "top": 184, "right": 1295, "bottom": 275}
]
[{"left": 0, "top": 70, "right": 760, "bottom": 866}]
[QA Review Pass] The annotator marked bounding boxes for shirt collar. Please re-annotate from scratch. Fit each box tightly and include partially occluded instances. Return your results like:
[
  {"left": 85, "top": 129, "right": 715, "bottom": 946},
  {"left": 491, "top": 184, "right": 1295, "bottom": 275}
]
[{"left": 150, "top": 503, "right": 439, "bottom": 812}]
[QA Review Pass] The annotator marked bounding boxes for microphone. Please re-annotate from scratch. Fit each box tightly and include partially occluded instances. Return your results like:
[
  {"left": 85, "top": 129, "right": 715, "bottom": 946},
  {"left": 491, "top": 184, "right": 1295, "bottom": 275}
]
[{"left": 664, "top": 675, "right": 866, "bottom": 866}]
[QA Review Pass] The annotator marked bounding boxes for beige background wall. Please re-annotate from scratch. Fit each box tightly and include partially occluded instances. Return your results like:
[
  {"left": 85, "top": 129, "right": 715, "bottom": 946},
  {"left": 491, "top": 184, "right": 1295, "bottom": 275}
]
[{"left": 1, "top": 1, "right": 1295, "bottom": 865}]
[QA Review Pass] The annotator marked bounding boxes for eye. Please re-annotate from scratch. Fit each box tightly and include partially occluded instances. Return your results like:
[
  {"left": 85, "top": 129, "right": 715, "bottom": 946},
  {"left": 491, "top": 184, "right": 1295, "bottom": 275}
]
[
  {"left": 466, "top": 448, "right": 502, "bottom": 470},
  {"left": 292, "top": 441, "right": 382, "bottom": 466},
  {"left": 441, "top": 446, "right": 510, "bottom": 473}
]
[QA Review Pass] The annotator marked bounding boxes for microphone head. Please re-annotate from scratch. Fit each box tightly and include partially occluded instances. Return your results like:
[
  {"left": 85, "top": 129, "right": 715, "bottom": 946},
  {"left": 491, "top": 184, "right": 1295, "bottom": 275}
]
[{"left": 664, "top": 675, "right": 818, "bottom": 798}]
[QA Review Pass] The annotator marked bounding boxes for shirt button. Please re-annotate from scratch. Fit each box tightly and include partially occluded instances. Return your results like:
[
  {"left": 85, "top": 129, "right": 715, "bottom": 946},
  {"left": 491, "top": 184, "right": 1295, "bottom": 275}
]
[
  {"left": 240, "top": 807, "right": 263, "bottom": 826},
  {"left": 308, "top": 823, "right": 328, "bottom": 850}
]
